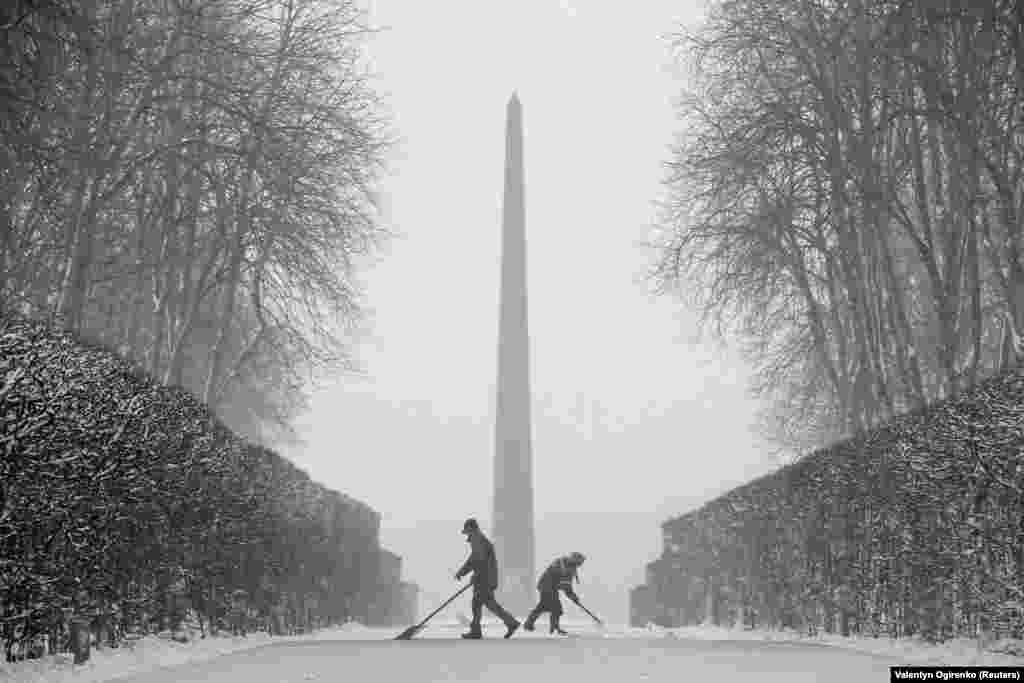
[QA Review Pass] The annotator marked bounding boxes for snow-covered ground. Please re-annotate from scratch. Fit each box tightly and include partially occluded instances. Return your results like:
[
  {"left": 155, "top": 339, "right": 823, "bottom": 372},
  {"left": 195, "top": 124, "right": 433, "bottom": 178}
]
[
  {"left": 2, "top": 619, "right": 1022, "bottom": 682},
  {"left": 650, "top": 623, "right": 1024, "bottom": 667},
  {"left": 0, "top": 625, "right": 377, "bottom": 683}
]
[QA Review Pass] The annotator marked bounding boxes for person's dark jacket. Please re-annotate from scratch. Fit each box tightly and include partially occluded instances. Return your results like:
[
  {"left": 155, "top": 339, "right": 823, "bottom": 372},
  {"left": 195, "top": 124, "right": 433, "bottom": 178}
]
[
  {"left": 456, "top": 532, "right": 499, "bottom": 591},
  {"left": 537, "top": 556, "right": 579, "bottom": 602}
]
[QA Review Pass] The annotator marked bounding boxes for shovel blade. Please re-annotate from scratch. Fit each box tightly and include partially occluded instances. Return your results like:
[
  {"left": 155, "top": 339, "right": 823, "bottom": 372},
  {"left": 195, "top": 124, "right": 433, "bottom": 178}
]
[{"left": 394, "top": 624, "right": 420, "bottom": 640}]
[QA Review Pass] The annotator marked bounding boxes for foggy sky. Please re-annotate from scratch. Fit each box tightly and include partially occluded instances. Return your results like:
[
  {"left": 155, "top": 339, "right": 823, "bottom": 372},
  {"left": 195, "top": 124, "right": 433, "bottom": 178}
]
[{"left": 286, "top": 0, "right": 779, "bottom": 625}]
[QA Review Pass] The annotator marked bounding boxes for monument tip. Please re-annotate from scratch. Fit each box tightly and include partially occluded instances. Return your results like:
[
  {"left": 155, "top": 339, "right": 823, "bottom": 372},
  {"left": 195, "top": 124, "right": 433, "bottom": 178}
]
[{"left": 509, "top": 91, "right": 520, "bottom": 105}]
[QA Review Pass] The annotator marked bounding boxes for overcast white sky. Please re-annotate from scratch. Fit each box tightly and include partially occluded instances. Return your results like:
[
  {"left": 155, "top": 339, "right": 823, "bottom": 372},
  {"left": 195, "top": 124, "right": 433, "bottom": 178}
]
[{"left": 285, "top": 0, "right": 780, "bottom": 625}]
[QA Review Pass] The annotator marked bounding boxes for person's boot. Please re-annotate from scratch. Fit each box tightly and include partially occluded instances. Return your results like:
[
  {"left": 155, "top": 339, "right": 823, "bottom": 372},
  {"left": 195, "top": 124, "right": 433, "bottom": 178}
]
[
  {"left": 550, "top": 614, "right": 568, "bottom": 636},
  {"left": 523, "top": 608, "right": 541, "bottom": 632},
  {"left": 504, "top": 618, "right": 520, "bottom": 639},
  {"left": 461, "top": 624, "right": 483, "bottom": 639}
]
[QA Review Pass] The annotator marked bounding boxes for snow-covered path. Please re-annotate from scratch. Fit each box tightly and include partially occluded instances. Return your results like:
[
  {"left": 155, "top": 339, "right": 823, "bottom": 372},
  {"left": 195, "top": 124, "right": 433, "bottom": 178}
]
[
  {"left": 107, "top": 623, "right": 896, "bottom": 683},
  {"left": 16, "top": 619, "right": 1022, "bottom": 682},
  {"left": 111, "top": 638, "right": 893, "bottom": 683}
]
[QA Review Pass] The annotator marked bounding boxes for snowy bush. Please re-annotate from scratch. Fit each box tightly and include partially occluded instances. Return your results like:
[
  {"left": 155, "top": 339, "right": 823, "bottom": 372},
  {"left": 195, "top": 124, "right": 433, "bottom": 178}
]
[
  {"left": 639, "top": 369, "right": 1024, "bottom": 644},
  {"left": 0, "top": 315, "right": 385, "bottom": 659}
]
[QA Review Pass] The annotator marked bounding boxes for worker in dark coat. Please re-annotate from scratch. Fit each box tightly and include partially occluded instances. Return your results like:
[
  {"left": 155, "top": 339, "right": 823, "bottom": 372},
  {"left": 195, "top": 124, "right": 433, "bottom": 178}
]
[
  {"left": 523, "top": 552, "right": 585, "bottom": 635},
  {"left": 454, "top": 518, "right": 520, "bottom": 639}
]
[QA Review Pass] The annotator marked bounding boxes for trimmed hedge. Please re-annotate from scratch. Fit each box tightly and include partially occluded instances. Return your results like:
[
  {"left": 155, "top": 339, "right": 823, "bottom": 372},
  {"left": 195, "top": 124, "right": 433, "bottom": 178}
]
[
  {"left": 637, "top": 370, "right": 1024, "bottom": 641},
  {"left": 1, "top": 315, "right": 383, "bottom": 655}
]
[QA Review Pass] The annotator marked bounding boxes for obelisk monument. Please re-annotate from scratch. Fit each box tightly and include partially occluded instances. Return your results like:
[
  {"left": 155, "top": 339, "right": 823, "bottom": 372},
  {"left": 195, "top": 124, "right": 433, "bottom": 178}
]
[{"left": 492, "top": 92, "right": 535, "bottom": 614}]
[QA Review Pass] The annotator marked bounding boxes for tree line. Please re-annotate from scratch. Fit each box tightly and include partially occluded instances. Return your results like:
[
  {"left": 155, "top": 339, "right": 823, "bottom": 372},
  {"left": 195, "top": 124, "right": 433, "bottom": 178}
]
[
  {"left": 1, "top": 0, "right": 389, "bottom": 445},
  {"left": 654, "top": 0, "right": 1024, "bottom": 455}
]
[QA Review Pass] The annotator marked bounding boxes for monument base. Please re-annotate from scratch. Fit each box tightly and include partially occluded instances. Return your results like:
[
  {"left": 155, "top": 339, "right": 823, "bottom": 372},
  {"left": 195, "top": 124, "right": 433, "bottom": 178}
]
[{"left": 498, "top": 574, "right": 535, "bottom": 617}]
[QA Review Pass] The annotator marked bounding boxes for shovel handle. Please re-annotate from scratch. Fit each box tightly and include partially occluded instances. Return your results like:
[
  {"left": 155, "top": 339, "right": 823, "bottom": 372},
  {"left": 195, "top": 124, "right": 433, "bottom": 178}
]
[
  {"left": 415, "top": 582, "right": 472, "bottom": 630},
  {"left": 577, "top": 601, "right": 603, "bottom": 625}
]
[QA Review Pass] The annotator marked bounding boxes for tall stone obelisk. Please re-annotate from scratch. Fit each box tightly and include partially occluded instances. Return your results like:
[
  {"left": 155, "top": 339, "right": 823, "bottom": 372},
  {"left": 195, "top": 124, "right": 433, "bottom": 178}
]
[{"left": 492, "top": 92, "right": 535, "bottom": 614}]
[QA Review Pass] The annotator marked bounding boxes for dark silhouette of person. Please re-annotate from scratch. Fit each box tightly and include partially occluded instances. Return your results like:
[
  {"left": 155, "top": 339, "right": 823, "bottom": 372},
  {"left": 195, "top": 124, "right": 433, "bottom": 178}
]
[
  {"left": 454, "top": 518, "right": 520, "bottom": 639},
  {"left": 523, "top": 552, "right": 585, "bottom": 635}
]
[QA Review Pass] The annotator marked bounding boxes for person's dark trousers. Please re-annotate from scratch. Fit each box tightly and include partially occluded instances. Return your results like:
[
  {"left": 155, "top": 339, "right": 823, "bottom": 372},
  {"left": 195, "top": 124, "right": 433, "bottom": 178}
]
[
  {"left": 524, "top": 589, "right": 562, "bottom": 630},
  {"left": 469, "top": 586, "right": 516, "bottom": 634}
]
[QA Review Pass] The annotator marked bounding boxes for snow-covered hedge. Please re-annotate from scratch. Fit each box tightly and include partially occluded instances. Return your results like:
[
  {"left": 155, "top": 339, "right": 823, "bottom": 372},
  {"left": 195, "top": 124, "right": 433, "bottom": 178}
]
[
  {"left": 0, "top": 315, "right": 383, "bottom": 658},
  {"left": 638, "top": 369, "right": 1024, "bottom": 642}
]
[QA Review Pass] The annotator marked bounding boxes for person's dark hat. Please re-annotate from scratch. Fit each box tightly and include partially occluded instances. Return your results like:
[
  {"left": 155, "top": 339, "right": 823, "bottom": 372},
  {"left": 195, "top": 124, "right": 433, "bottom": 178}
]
[{"left": 462, "top": 518, "right": 480, "bottom": 534}]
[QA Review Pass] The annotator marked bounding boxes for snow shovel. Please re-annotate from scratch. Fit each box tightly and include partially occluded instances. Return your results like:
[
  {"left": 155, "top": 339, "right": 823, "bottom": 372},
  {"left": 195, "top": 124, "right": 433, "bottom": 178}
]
[
  {"left": 395, "top": 582, "right": 472, "bottom": 640},
  {"left": 574, "top": 599, "right": 604, "bottom": 628}
]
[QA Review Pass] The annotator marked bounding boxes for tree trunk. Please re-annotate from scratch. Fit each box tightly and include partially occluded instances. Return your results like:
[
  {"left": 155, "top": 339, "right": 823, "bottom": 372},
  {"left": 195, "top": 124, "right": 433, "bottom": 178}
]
[
  {"left": 202, "top": 209, "right": 243, "bottom": 408},
  {"left": 56, "top": 178, "right": 97, "bottom": 332}
]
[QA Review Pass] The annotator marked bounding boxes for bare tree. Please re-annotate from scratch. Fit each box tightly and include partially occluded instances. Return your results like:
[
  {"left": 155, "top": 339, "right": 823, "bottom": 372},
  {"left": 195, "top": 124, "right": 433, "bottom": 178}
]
[
  {"left": 1, "top": 0, "right": 389, "bottom": 441},
  {"left": 655, "top": 0, "right": 1024, "bottom": 455}
]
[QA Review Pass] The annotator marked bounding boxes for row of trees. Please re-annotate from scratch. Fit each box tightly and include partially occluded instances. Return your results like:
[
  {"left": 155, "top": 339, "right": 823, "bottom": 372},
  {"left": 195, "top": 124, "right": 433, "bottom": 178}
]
[
  {"left": 654, "top": 0, "right": 1024, "bottom": 454},
  {"left": 1, "top": 316, "right": 384, "bottom": 656},
  {"left": 639, "top": 369, "right": 1024, "bottom": 641},
  {"left": 1, "top": 0, "right": 389, "bottom": 444}
]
